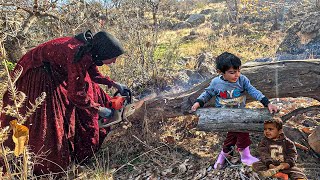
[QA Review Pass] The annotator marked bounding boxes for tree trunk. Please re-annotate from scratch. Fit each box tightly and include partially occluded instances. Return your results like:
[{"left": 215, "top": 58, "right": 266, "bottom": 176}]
[
  {"left": 127, "top": 60, "right": 320, "bottom": 128},
  {"left": 4, "top": 14, "right": 38, "bottom": 62},
  {"left": 196, "top": 108, "right": 271, "bottom": 132}
]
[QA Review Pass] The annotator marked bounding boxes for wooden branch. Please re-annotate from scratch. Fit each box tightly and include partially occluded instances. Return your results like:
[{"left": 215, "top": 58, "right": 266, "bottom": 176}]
[
  {"left": 294, "top": 142, "right": 309, "bottom": 151},
  {"left": 17, "top": 6, "right": 33, "bottom": 15},
  {"left": 17, "top": 5, "right": 66, "bottom": 36},
  {"left": 0, "top": 3, "right": 15, "bottom": 6},
  {"left": 21, "top": 15, "right": 38, "bottom": 35}
]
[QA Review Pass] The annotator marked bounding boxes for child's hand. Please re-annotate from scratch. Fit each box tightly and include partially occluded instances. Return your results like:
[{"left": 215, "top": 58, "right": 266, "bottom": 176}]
[
  {"left": 268, "top": 103, "right": 278, "bottom": 114},
  {"left": 191, "top": 102, "right": 200, "bottom": 112},
  {"left": 269, "top": 164, "right": 276, "bottom": 169},
  {"left": 278, "top": 163, "right": 290, "bottom": 170}
]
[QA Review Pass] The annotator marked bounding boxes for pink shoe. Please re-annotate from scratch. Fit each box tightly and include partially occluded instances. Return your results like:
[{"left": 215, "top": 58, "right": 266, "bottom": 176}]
[
  {"left": 239, "top": 146, "right": 259, "bottom": 166},
  {"left": 213, "top": 150, "right": 229, "bottom": 169}
]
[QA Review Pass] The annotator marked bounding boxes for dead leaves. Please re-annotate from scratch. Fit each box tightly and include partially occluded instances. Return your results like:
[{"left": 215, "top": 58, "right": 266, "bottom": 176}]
[
  {"left": 163, "top": 135, "right": 175, "bottom": 144},
  {"left": 300, "top": 127, "right": 314, "bottom": 134},
  {"left": 9, "top": 120, "right": 29, "bottom": 156}
]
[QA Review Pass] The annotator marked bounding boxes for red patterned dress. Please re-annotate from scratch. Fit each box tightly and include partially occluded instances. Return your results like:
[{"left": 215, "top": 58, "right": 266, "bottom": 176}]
[{"left": 1, "top": 37, "right": 114, "bottom": 174}]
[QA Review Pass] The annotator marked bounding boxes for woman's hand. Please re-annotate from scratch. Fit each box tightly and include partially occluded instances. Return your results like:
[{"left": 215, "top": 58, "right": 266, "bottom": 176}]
[
  {"left": 98, "top": 107, "right": 114, "bottom": 118},
  {"left": 113, "top": 82, "right": 130, "bottom": 95}
]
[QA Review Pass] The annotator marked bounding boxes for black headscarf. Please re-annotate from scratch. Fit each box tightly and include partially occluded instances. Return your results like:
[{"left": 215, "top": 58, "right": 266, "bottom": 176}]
[
  {"left": 91, "top": 31, "right": 124, "bottom": 65},
  {"left": 74, "top": 30, "right": 124, "bottom": 66}
]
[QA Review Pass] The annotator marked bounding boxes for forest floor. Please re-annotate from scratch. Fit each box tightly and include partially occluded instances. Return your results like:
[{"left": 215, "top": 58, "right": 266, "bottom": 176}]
[{"left": 85, "top": 97, "right": 320, "bottom": 180}]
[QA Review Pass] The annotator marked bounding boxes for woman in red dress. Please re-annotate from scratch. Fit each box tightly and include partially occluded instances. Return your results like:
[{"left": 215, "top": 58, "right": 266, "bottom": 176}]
[{"left": 1, "top": 30, "right": 127, "bottom": 175}]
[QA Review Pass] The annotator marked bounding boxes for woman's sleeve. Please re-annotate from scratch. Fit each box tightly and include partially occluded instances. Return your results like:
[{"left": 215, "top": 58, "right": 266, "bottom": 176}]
[
  {"left": 87, "top": 65, "right": 115, "bottom": 88},
  {"left": 67, "top": 59, "right": 100, "bottom": 110}
]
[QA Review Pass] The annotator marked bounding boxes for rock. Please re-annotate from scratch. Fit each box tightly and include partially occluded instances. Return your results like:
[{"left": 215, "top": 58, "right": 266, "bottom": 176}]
[
  {"left": 159, "top": 19, "right": 173, "bottom": 30},
  {"left": 277, "top": 12, "right": 320, "bottom": 59},
  {"left": 200, "top": 9, "right": 215, "bottom": 15},
  {"left": 173, "top": 21, "right": 192, "bottom": 30},
  {"left": 181, "top": 35, "right": 198, "bottom": 41},
  {"left": 186, "top": 14, "right": 206, "bottom": 26},
  {"left": 173, "top": 12, "right": 190, "bottom": 21}
]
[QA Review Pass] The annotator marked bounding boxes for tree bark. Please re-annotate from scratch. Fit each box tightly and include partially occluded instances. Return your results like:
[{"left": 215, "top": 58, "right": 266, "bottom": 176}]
[{"left": 127, "top": 60, "right": 320, "bottom": 128}]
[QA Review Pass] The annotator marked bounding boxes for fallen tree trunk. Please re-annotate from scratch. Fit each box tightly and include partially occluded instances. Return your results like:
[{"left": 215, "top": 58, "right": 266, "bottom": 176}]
[
  {"left": 281, "top": 105, "right": 320, "bottom": 121},
  {"left": 127, "top": 60, "right": 320, "bottom": 127},
  {"left": 196, "top": 108, "right": 272, "bottom": 132}
]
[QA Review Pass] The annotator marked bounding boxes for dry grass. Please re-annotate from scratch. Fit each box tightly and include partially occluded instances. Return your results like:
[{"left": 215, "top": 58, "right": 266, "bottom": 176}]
[
  {"left": 155, "top": 21, "right": 284, "bottom": 70},
  {"left": 158, "top": 29, "right": 190, "bottom": 43},
  {"left": 179, "top": 40, "right": 209, "bottom": 57}
]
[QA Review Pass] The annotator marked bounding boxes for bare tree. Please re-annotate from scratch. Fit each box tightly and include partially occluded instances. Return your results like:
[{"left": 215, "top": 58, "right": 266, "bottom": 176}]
[
  {"left": 0, "top": 0, "right": 107, "bottom": 62},
  {"left": 106, "top": 0, "right": 177, "bottom": 90}
]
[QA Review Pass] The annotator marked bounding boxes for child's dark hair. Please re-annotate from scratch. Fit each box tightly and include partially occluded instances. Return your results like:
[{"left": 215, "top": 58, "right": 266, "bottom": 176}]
[
  {"left": 264, "top": 117, "right": 283, "bottom": 130},
  {"left": 216, "top": 52, "right": 241, "bottom": 73}
]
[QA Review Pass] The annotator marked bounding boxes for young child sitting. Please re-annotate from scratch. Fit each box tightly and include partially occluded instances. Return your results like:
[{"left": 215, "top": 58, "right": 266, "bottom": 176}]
[
  {"left": 253, "top": 117, "right": 307, "bottom": 180},
  {"left": 191, "top": 52, "right": 278, "bottom": 169}
]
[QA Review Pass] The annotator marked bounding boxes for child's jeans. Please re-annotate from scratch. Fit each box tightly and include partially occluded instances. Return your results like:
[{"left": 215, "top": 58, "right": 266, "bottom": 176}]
[{"left": 222, "top": 132, "right": 251, "bottom": 153}]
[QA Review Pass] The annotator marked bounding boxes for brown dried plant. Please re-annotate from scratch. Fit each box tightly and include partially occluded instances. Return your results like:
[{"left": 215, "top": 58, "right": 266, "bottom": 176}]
[{"left": 0, "top": 42, "right": 45, "bottom": 179}]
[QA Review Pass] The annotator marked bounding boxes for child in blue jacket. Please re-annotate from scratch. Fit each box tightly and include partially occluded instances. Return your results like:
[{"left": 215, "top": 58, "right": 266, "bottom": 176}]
[{"left": 191, "top": 52, "right": 278, "bottom": 169}]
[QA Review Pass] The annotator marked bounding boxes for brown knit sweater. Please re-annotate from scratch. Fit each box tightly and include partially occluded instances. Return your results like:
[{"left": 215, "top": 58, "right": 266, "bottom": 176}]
[{"left": 258, "top": 133, "right": 297, "bottom": 168}]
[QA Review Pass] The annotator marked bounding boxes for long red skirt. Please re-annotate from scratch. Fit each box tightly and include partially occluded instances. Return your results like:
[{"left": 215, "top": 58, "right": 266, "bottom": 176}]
[{"left": 0, "top": 66, "right": 110, "bottom": 175}]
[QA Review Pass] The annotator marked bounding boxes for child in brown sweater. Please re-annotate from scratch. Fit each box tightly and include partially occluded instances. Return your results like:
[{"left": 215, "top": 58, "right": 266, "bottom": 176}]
[{"left": 253, "top": 117, "right": 307, "bottom": 180}]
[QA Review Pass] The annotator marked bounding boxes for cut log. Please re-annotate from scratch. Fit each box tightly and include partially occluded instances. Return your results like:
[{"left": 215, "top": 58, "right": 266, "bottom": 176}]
[{"left": 196, "top": 108, "right": 272, "bottom": 132}]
